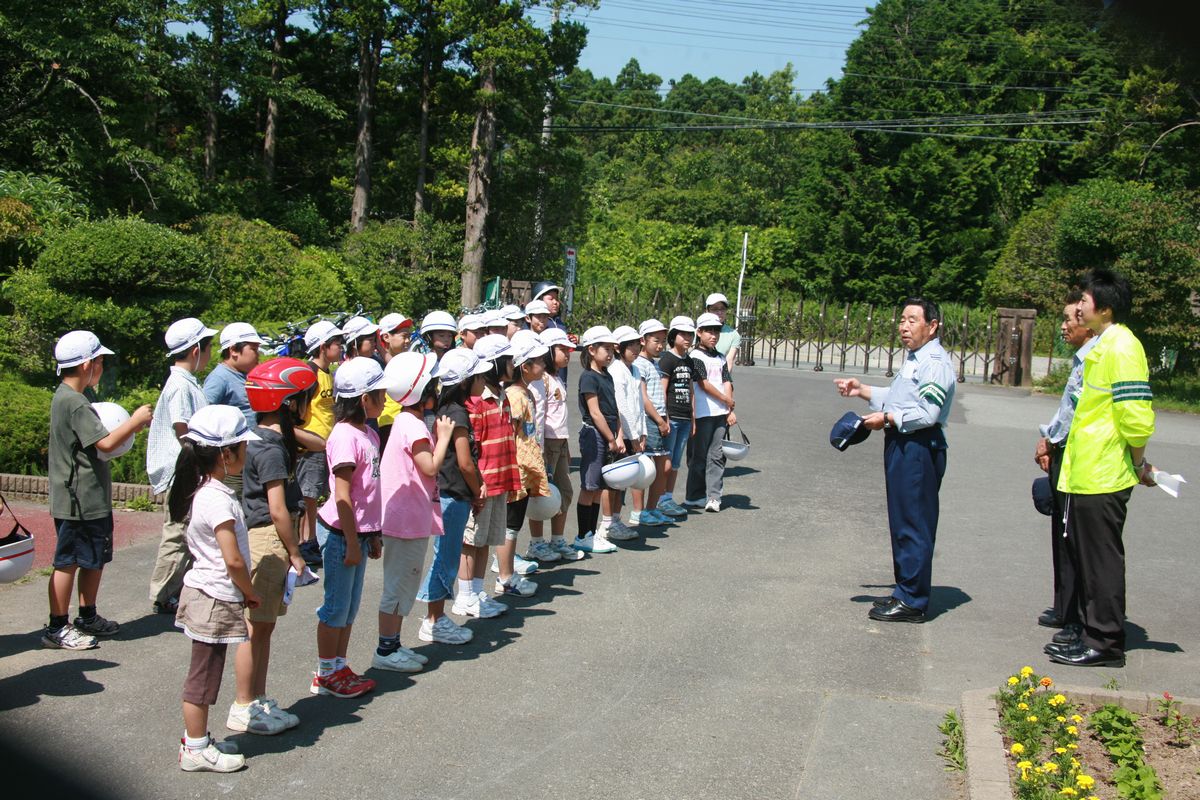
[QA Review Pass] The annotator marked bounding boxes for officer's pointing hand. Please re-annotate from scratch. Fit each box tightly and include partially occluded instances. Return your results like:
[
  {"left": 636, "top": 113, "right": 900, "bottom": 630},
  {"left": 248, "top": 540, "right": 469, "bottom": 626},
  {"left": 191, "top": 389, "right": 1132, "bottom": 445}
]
[{"left": 835, "top": 378, "right": 862, "bottom": 398}]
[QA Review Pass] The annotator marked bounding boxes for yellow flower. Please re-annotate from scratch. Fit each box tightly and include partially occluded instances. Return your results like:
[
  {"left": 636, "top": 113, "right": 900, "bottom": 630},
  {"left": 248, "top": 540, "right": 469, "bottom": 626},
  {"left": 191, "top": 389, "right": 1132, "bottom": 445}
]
[
  {"left": 1018, "top": 703, "right": 1029, "bottom": 711},
  {"left": 1010, "top": 743, "right": 1026, "bottom": 755},
  {"left": 1067, "top": 743, "right": 1078, "bottom": 751},
  {"left": 1022, "top": 689, "right": 1033, "bottom": 698},
  {"left": 1057, "top": 716, "right": 1067, "bottom": 723},
  {"left": 1054, "top": 694, "right": 1067, "bottom": 705},
  {"left": 1016, "top": 760, "right": 1033, "bottom": 770},
  {"left": 1008, "top": 676, "right": 1020, "bottom": 686},
  {"left": 1027, "top": 716, "right": 1039, "bottom": 723},
  {"left": 1043, "top": 762, "right": 1060, "bottom": 773},
  {"left": 1070, "top": 758, "right": 1080, "bottom": 769},
  {"left": 1021, "top": 666, "right": 1035, "bottom": 677},
  {"left": 1071, "top": 714, "right": 1084, "bottom": 723},
  {"left": 1076, "top": 775, "right": 1095, "bottom": 790},
  {"left": 1055, "top": 747, "right": 1067, "bottom": 755},
  {"left": 1060, "top": 789, "right": 1077, "bottom": 797},
  {"left": 1066, "top": 725, "right": 1078, "bottom": 735}
]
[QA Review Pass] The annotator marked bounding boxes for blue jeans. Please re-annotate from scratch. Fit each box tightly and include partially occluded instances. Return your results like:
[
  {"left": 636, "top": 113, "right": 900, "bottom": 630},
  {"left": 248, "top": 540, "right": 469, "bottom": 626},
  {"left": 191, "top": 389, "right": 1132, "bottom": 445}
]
[
  {"left": 315, "top": 520, "right": 367, "bottom": 628},
  {"left": 417, "top": 498, "right": 469, "bottom": 603},
  {"left": 665, "top": 419, "right": 691, "bottom": 470}
]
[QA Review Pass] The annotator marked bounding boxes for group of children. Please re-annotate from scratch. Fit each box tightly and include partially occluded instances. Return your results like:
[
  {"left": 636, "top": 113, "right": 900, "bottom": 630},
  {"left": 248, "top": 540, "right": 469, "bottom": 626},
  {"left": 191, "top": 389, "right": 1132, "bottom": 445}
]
[{"left": 42, "top": 287, "right": 739, "bottom": 773}]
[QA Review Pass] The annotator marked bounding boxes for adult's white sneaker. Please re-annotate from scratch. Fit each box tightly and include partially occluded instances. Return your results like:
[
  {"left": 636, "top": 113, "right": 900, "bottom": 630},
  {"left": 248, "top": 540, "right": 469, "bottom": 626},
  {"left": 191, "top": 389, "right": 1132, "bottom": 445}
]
[{"left": 704, "top": 498, "right": 721, "bottom": 513}]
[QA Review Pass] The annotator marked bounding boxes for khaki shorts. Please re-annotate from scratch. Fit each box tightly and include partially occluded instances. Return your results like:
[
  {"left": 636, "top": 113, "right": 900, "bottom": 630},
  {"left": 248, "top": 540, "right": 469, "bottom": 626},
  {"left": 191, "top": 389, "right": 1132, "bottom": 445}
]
[
  {"left": 175, "top": 585, "right": 248, "bottom": 644},
  {"left": 247, "top": 523, "right": 290, "bottom": 623},
  {"left": 463, "top": 495, "right": 506, "bottom": 547},
  {"left": 543, "top": 438, "right": 574, "bottom": 514}
]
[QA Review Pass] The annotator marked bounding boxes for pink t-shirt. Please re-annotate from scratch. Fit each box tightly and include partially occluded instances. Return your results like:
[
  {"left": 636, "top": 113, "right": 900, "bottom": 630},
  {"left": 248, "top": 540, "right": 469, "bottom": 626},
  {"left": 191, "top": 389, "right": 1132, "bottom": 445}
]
[
  {"left": 318, "top": 422, "right": 382, "bottom": 533},
  {"left": 380, "top": 412, "right": 443, "bottom": 539}
]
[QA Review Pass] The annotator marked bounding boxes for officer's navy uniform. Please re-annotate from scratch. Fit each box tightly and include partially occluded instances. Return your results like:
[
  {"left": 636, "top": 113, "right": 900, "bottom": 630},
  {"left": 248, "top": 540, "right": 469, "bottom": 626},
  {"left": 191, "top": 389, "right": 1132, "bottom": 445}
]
[{"left": 868, "top": 337, "right": 956, "bottom": 612}]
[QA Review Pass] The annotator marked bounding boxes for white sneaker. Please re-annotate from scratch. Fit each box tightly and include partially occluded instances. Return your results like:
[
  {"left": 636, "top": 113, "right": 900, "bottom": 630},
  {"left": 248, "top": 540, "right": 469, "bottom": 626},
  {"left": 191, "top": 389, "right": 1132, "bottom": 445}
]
[
  {"left": 371, "top": 648, "right": 424, "bottom": 673},
  {"left": 452, "top": 591, "right": 504, "bottom": 618},
  {"left": 526, "top": 539, "right": 561, "bottom": 563},
  {"left": 704, "top": 498, "right": 721, "bottom": 512},
  {"left": 419, "top": 615, "right": 473, "bottom": 644},
  {"left": 604, "top": 519, "right": 638, "bottom": 541},
  {"left": 41, "top": 623, "right": 98, "bottom": 650},
  {"left": 398, "top": 645, "right": 428, "bottom": 665},
  {"left": 573, "top": 532, "right": 618, "bottom": 554},
  {"left": 257, "top": 697, "right": 299, "bottom": 730},
  {"left": 226, "top": 700, "right": 288, "bottom": 735},
  {"left": 490, "top": 553, "right": 538, "bottom": 575},
  {"left": 496, "top": 574, "right": 537, "bottom": 597},
  {"left": 479, "top": 592, "right": 509, "bottom": 616},
  {"left": 179, "top": 740, "right": 246, "bottom": 773},
  {"left": 551, "top": 538, "right": 586, "bottom": 560}
]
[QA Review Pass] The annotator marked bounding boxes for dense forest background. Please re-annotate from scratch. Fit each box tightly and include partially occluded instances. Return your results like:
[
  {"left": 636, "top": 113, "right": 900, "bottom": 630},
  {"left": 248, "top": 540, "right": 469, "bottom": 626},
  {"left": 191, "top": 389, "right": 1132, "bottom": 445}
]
[{"left": 2, "top": 0, "right": 1199, "bottom": 403}]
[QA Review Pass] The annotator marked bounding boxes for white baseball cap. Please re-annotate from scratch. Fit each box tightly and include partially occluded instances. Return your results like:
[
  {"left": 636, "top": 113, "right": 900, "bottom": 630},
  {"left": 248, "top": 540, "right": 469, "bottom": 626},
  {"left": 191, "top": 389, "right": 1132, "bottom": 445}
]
[
  {"left": 55, "top": 330, "right": 115, "bottom": 372},
  {"left": 638, "top": 318, "right": 667, "bottom": 337},
  {"left": 420, "top": 310, "right": 457, "bottom": 335},
  {"left": 341, "top": 316, "right": 380, "bottom": 342},
  {"left": 705, "top": 293, "right": 730, "bottom": 309},
  {"left": 379, "top": 313, "right": 412, "bottom": 333},
  {"left": 183, "top": 404, "right": 261, "bottom": 447},
  {"left": 696, "top": 312, "right": 723, "bottom": 329},
  {"left": 457, "top": 314, "right": 487, "bottom": 333},
  {"left": 579, "top": 325, "right": 618, "bottom": 347},
  {"left": 434, "top": 348, "right": 492, "bottom": 386},
  {"left": 612, "top": 325, "right": 640, "bottom": 344},
  {"left": 304, "top": 320, "right": 344, "bottom": 353},
  {"left": 333, "top": 356, "right": 385, "bottom": 398},
  {"left": 539, "top": 328, "right": 576, "bottom": 350},
  {"left": 524, "top": 299, "right": 550, "bottom": 317},
  {"left": 474, "top": 333, "right": 512, "bottom": 361},
  {"left": 668, "top": 315, "right": 696, "bottom": 334},
  {"left": 165, "top": 318, "right": 217, "bottom": 356},
  {"left": 219, "top": 322, "right": 266, "bottom": 350},
  {"left": 500, "top": 304, "right": 526, "bottom": 321}
]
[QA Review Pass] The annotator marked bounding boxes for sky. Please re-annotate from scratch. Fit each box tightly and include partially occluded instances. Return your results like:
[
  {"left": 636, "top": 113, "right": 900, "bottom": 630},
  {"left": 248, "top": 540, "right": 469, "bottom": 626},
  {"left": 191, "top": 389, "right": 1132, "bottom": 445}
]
[{"left": 527, "top": 0, "right": 875, "bottom": 95}]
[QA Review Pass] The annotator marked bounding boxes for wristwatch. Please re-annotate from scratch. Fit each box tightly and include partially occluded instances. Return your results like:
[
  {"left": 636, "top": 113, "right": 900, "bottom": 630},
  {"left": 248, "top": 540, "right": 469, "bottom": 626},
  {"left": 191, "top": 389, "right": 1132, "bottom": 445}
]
[{"left": 883, "top": 413, "right": 893, "bottom": 431}]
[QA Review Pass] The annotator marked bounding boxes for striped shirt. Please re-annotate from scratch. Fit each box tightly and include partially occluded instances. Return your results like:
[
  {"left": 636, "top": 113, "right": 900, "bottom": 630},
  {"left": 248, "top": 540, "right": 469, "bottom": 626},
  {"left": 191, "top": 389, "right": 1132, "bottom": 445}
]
[
  {"left": 466, "top": 387, "right": 521, "bottom": 498},
  {"left": 634, "top": 355, "right": 666, "bottom": 415}
]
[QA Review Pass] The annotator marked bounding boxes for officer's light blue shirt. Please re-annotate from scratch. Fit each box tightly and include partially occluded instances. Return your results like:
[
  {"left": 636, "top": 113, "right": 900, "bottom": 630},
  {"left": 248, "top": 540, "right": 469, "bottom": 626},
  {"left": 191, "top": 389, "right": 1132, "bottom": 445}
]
[
  {"left": 869, "top": 337, "right": 956, "bottom": 434},
  {"left": 1039, "top": 336, "right": 1098, "bottom": 444},
  {"left": 203, "top": 363, "right": 255, "bottom": 427}
]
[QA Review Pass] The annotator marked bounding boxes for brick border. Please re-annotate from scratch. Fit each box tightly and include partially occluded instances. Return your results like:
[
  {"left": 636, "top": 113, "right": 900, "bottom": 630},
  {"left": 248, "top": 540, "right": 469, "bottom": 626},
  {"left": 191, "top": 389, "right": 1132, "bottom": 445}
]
[
  {"left": 961, "top": 686, "right": 1200, "bottom": 800},
  {"left": 0, "top": 473, "right": 164, "bottom": 508}
]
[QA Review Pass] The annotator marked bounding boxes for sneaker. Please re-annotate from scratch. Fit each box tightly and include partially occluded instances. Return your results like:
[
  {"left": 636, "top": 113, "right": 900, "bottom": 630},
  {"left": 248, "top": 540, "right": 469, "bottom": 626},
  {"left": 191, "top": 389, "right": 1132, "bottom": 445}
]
[
  {"left": 573, "top": 532, "right": 618, "bottom": 554},
  {"left": 479, "top": 592, "right": 509, "bottom": 616},
  {"left": 398, "top": 645, "right": 428, "bottom": 665},
  {"left": 419, "top": 615, "right": 474, "bottom": 645},
  {"left": 525, "top": 539, "right": 561, "bottom": 563},
  {"left": 179, "top": 739, "right": 246, "bottom": 773},
  {"left": 704, "top": 498, "right": 721, "bottom": 513},
  {"left": 681, "top": 497, "right": 707, "bottom": 509},
  {"left": 371, "top": 648, "right": 424, "bottom": 673},
  {"left": 258, "top": 697, "right": 299, "bottom": 730},
  {"left": 451, "top": 591, "right": 503, "bottom": 619},
  {"left": 628, "top": 510, "right": 642, "bottom": 526},
  {"left": 344, "top": 667, "right": 376, "bottom": 693},
  {"left": 299, "top": 540, "right": 323, "bottom": 567},
  {"left": 226, "top": 700, "right": 288, "bottom": 735},
  {"left": 604, "top": 519, "right": 638, "bottom": 541},
  {"left": 152, "top": 597, "right": 179, "bottom": 615},
  {"left": 657, "top": 498, "right": 688, "bottom": 517},
  {"left": 490, "top": 553, "right": 538, "bottom": 575},
  {"left": 639, "top": 509, "right": 668, "bottom": 527},
  {"left": 73, "top": 613, "right": 120, "bottom": 637},
  {"left": 551, "top": 538, "right": 586, "bottom": 561},
  {"left": 311, "top": 666, "right": 373, "bottom": 698},
  {"left": 41, "top": 623, "right": 98, "bottom": 650},
  {"left": 496, "top": 574, "right": 537, "bottom": 597}
]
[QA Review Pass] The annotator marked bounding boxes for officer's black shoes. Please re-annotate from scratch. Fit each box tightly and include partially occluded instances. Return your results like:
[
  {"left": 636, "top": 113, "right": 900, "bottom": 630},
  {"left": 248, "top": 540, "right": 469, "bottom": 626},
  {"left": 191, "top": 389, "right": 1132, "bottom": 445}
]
[
  {"left": 1037, "top": 609, "right": 1066, "bottom": 628},
  {"left": 868, "top": 599, "right": 925, "bottom": 623},
  {"left": 871, "top": 596, "right": 897, "bottom": 609},
  {"left": 1047, "top": 645, "right": 1125, "bottom": 668},
  {"left": 1052, "top": 624, "right": 1083, "bottom": 645}
]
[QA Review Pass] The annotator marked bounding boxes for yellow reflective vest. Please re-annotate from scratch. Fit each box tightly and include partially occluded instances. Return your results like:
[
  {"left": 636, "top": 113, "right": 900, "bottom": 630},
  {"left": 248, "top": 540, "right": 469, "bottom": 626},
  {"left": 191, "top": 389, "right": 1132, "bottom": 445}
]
[{"left": 1058, "top": 324, "right": 1154, "bottom": 495}]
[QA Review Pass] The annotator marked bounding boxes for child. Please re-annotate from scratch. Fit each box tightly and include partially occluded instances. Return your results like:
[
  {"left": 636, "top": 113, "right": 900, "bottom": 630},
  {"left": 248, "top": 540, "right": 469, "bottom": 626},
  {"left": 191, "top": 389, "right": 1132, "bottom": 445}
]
[
  {"left": 416, "top": 349, "right": 488, "bottom": 643},
  {"left": 170, "top": 404, "right": 261, "bottom": 772},
  {"left": 484, "top": 310, "right": 509, "bottom": 338},
  {"left": 376, "top": 312, "right": 414, "bottom": 451},
  {"left": 499, "top": 333, "right": 553, "bottom": 595},
  {"left": 502, "top": 305, "right": 526, "bottom": 338},
  {"left": 229, "top": 357, "right": 317, "bottom": 736},
  {"left": 374, "top": 352, "right": 455, "bottom": 671},
  {"left": 342, "top": 315, "right": 381, "bottom": 360},
  {"left": 457, "top": 313, "right": 487, "bottom": 350},
  {"left": 45, "top": 331, "right": 153, "bottom": 649},
  {"left": 685, "top": 312, "right": 737, "bottom": 512},
  {"left": 573, "top": 326, "right": 624, "bottom": 554},
  {"left": 147, "top": 318, "right": 216, "bottom": 616},
  {"left": 656, "top": 316, "right": 696, "bottom": 517},
  {"left": 606, "top": 326, "right": 646, "bottom": 539},
  {"left": 531, "top": 329, "right": 581, "bottom": 561},
  {"left": 634, "top": 319, "right": 673, "bottom": 526},
  {"left": 311, "top": 357, "right": 386, "bottom": 698},
  {"left": 419, "top": 311, "right": 458, "bottom": 360},
  {"left": 453, "top": 335, "right": 522, "bottom": 616},
  {"left": 296, "top": 321, "right": 343, "bottom": 566},
  {"left": 525, "top": 300, "right": 551, "bottom": 335}
]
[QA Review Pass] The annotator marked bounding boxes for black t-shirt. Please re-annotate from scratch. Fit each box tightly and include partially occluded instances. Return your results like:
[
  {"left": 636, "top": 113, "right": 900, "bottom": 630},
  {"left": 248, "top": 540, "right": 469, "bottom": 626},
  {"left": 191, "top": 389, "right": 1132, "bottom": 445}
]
[
  {"left": 578, "top": 369, "right": 618, "bottom": 421},
  {"left": 436, "top": 402, "right": 475, "bottom": 501},
  {"left": 242, "top": 426, "right": 302, "bottom": 528},
  {"left": 659, "top": 350, "right": 701, "bottom": 421}
]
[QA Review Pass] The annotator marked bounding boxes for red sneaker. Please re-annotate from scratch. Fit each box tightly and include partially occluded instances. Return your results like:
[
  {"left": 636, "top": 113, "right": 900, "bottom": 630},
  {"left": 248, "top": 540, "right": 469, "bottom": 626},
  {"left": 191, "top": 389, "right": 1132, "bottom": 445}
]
[
  {"left": 313, "top": 667, "right": 372, "bottom": 698},
  {"left": 344, "top": 666, "right": 376, "bottom": 694}
]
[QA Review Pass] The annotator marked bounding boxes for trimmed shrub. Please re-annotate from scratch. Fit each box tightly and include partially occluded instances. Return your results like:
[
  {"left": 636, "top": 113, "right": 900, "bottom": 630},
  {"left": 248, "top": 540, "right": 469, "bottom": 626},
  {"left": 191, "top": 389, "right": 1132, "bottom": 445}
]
[{"left": 0, "top": 379, "right": 53, "bottom": 475}]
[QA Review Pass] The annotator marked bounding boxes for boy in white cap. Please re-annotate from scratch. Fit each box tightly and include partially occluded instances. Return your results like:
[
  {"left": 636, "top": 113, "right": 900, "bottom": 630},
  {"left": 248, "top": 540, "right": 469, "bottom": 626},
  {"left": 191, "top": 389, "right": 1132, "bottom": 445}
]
[
  {"left": 457, "top": 313, "right": 487, "bottom": 350},
  {"left": 635, "top": 319, "right": 673, "bottom": 525},
  {"left": 147, "top": 318, "right": 216, "bottom": 615},
  {"left": 419, "top": 311, "right": 457, "bottom": 360},
  {"left": 296, "top": 320, "right": 343, "bottom": 564},
  {"left": 500, "top": 304, "right": 526, "bottom": 338},
  {"left": 685, "top": 312, "right": 737, "bottom": 512},
  {"left": 657, "top": 316, "right": 697, "bottom": 517},
  {"left": 525, "top": 299, "right": 551, "bottom": 334},
  {"left": 342, "top": 315, "right": 380, "bottom": 360},
  {"left": 204, "top": 323, "right": 266, "bottom": 427},
  {"left": 377, "top": 313, "right": 413, "bottom": 363},
  {"left": 705, "top": 293, "right": 741, "bottom": 374},
  {"left": 45, "top": 331, "right": 153, "bottom": 649}
]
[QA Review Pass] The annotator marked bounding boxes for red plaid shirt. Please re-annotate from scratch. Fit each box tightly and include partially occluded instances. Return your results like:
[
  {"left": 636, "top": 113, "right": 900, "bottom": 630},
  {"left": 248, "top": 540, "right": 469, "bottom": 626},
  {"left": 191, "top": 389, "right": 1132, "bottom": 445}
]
[{"left": 466, "top": 388, "right": 520, "bottom": 497}]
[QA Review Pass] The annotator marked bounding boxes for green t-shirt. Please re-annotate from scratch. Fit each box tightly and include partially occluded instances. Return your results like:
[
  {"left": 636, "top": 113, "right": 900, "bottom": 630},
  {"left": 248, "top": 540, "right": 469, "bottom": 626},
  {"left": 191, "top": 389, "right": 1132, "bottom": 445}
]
[
  {"left": 716, "top": 324, "right": 742, "bottom": 358},
  {"left": 48, "top": 383, "right": 112, "bottom": 520}
]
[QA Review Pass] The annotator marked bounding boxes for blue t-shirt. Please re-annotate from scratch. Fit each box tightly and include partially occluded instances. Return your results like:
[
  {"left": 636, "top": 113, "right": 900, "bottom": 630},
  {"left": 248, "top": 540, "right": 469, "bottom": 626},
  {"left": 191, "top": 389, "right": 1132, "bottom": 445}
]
[{"left": 203, "top": 363, "right": 255, "bottom": 427}]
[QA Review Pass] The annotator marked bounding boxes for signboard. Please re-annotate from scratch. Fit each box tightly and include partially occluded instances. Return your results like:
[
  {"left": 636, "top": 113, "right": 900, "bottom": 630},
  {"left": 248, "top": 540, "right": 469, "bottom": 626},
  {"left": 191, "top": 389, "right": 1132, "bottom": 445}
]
[{"left": 564, "top": 245, "right": 577, "bottom": 317}]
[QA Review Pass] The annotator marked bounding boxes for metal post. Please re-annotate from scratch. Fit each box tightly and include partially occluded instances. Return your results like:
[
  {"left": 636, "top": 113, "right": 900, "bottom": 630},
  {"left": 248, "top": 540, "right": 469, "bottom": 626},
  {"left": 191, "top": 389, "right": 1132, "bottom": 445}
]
[
  {"left": 863, "top": 305, "right": 874, "bottom": 375},
  {"left": 886, "top": 308, "right": 898, "bottom": 377},
  {"left": 838, "top": 302, "right": 850, "bottom": 372},
  {"left": 957, "top": 308, "right": 968, "bottom": 383},
  {"left": 814, "top": 299, "right": 827, "bottom": 372}
]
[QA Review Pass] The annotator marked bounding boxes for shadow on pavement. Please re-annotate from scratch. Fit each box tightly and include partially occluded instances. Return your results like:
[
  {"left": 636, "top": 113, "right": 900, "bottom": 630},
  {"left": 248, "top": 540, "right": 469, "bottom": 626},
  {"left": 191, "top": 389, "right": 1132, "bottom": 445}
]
[
  {"left": 724, "top": 466, "right": 760, "bottom": 478},
  {"left": 0, "top": 738, "right": 122, "bottom": 799},
  {"left": 1126, "top": 620, "right": 1183, "bottom": 654},
  {"left": 847, "top": 584, "right": 973, "bottom": 621},
  {"left": 0, "top": 656, "right": 118, "bottom": 711},
  {"left": 720, "top": 494, "right": 758, "bottom": 510}
]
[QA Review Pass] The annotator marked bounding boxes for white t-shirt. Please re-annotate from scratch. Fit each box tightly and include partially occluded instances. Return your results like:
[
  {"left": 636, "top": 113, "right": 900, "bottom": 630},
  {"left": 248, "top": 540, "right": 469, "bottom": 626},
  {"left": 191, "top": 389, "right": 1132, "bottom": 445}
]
[
  {"left": 183, "top": 479, "right": 251, "bottom": 602},
  {"left": 691, "top": 348, "right": 731, "bottom": 419},
  {"left": 609, "top": 360, "right": 646, "bottom": 439},
  {"left": 532, "top": 374, "right": 569, "bottom": 441}
]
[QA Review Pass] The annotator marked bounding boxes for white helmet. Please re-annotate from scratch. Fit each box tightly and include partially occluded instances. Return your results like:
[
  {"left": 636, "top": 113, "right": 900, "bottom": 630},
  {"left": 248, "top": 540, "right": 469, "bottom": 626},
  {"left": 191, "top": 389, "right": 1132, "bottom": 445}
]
[
  {"left": 526, "top": 484, "right": 563, "bottom": 521},
  {"left": 420, "top": 310, "right": 457, "bottom": 335},
  {"left": 91, "top": 402, "right": 135, "bottom": 461},
  {"left": 384, "top": 351, "right": 438, "bottom": 407}
]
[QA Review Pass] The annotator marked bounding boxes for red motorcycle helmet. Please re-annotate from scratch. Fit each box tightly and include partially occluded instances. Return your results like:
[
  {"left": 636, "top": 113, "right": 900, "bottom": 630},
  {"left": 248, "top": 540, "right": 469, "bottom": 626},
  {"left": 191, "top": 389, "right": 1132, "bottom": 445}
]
[{"left": 246, "top": 357, "right": 318, "bottom": 413}]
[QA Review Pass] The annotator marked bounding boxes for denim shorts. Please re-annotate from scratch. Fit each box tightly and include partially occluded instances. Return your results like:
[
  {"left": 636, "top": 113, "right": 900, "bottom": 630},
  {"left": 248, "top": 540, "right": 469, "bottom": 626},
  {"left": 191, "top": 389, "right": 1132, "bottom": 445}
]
[
  {"left": 644, "top": 423, "right": 667, "bottom": 456},
  {"left": 297, "top": 451, "right": 329, "bottom": 500},
  {"left": 53, "top": 515, "right": 114, "bottom": 570},
  {"left": 578, "top": 423, "right": 613, "bottom": 492},
  {"left": 315, "top": 520, "right": 367, "bottom": 628},
  {"left": 417, "top": 497, "right": 468, "bottom": 603},
  {"left": 664, "top": 419, "right": 691, "bottom": 470}
]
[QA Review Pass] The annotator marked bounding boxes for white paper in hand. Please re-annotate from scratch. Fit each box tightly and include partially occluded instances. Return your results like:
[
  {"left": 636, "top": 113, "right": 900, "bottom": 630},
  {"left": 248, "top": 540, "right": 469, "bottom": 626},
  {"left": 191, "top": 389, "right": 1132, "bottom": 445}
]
[
  {"left": 1151, "top": 470, "right": 1186, "bottom": 498},
  {"left": 283, "top": 565, "right": 321, "bottom": 606}
]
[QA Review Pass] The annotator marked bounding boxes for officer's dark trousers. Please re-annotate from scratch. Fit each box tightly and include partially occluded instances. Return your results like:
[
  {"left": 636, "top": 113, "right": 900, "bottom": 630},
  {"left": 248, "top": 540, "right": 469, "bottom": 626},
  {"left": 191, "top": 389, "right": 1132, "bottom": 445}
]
[
  {"left": 1048, "top": 445, "right": 1076, "bottom": 621},
  {"left": 1065, "top": 488, "right": 1132, "bottom": 655},
  {"left": 883, "top": 426, "right": 947, "bottom": 612}
]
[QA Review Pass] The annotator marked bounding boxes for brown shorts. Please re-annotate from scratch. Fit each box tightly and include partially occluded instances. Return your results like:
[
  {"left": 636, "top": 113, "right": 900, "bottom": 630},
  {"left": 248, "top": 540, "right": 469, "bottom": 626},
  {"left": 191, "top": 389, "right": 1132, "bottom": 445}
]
[
  {"left": 463, "top": 495, "right": 506, "bottom": 547},
  {"left": 175, "top": 585, "right": 248, "bottom": 644},
  {"left": 247, "top": 523, "right": 291, "bottom": 623},
  {"left": 543, "top": 438, "right": 574, "bottom": 514},
  {"left": 182, "top": 640, "right": 228, "bottom": 706}
]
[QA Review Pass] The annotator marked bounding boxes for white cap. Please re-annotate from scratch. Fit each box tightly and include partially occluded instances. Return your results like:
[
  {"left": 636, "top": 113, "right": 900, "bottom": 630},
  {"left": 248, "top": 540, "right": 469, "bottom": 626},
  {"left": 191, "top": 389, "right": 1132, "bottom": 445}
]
[
  {"left": 612, "top": 325, "right": 640, "bottom": 344},
  {"left": 533, "top": 283, "right": 562, "bottom": 300},
  {"left": 333, "top": 356, "right": 384, "bottom": 398},
  {"left": 379, "top": 313, "right": 412, "bottom": 333},
  {"left": 341, "top": 316, "right": 380, "bottom": 342},
  {"left": 638, "top": 318, "right": 667, "bottom": 337},
  {"left": 579, "top": 325, "right": 618, "bottom": 347},
  {"left": 482, "top": 310, "right": 508, "bottom": 329},
  {"left": 304, "top": 320, "right": 344, "bottom": 352},
  {"left": 383, "top": 351, "right": 438, "bottom": 407},
  {"left": 524, "top": 299, "right": 550, "bottom": 317},
  {"left": 705, "top": 292, "right": 730, "bottom": 309},
  {"left": 457, "top": 314, "right": 484, "bottom": 334},
  {"left": 474, "top": 333, "right": 512, "bottom": 361},
  {"left": 668, "top": 315, "right": 696, "bottom": 334},
  {"left": 183, "top": 405, "right": 261, "bottom": 447},
  {"left": 219, "top": 322, "right": 266, "bottom": 351},
  {"left": 512, "top": 338, "right": 549, "bottom": 367},
  {"left": 696, "top": 312, "right": 722, "bottom": 329},
  {"left": 509, "top": 329, "right": 541, "bottom": 350},
  {"left": 434, "top": 348, "right": 491, "bottom": 386},
  {"left": 500, "top": 304, "right": 525, "bottom": 321},
  {"left": 420, "top": 310, "right": 457, "bottom": 335},
  {"left": 55, "top": 331, "right": 115, "bottom": 372},
  {"left": 539, "top": 328, "right": 576, "bottom": 350},
  {"left": 165, "top": 318, "right": 217, "bottom": 356}
]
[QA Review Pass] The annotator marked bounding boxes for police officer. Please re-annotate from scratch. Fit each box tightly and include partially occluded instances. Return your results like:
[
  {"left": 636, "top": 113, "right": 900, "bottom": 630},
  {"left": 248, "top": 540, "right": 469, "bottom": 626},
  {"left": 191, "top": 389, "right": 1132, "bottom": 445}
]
[{"left": 835, "top": 298, "right": 956, "bottom": 623}]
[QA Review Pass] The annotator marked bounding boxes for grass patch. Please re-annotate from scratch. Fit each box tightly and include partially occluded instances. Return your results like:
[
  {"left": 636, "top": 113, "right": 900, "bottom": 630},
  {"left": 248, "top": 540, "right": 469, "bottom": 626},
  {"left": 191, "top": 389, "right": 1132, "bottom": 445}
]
[
  {"left": 938, "top": 708, "right": 966, "bottom": 771},
  {"left": 1035, "top": 368, "right": 1200, "bottom": 414}
]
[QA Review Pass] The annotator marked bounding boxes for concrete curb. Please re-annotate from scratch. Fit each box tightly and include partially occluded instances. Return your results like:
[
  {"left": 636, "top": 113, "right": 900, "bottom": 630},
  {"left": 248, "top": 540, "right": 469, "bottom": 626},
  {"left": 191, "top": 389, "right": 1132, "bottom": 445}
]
[{"left": 961, "top": 685, "right": 1200, "bottom": 800}]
